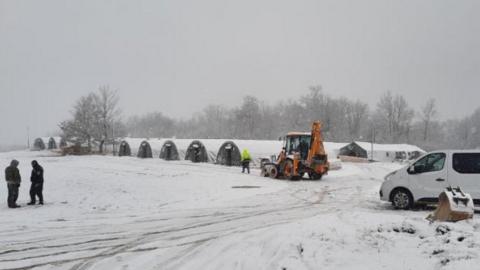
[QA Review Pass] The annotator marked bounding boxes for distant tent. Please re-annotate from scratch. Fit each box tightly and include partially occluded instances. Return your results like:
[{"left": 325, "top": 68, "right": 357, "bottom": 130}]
[
  {"left": 217, "top": 141, "right": 241, "bottom": 166},
  {"left": 408, "top": 151, "right": 423, "bottom": 160},
  {"left": 48, "top": 137, "right": 57, "bottom": 149},
  {"left": 338, "top": 142, "right": 368, "bottom": 159},
  {"left": 118, "top": 141, "right": 132, "bottom": 156},
  {"left": 137, "top": 140, "right": 153, "bottom": 158},
  {"left": 58, "top": 137, "right": 67, "bottom": 148},
  {"left": 160, "top": 140, "right": 180, "bottom": 160},
  {"left": 33, "top": 138, "right": 46, "bottom": 151},
  {"left": 185, "top": 140, "right": 209, "bottom": 163}
]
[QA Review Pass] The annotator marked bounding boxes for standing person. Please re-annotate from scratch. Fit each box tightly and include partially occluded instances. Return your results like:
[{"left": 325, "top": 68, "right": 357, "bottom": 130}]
[
  {"left": 28, "top": 160, "right": 44, "bottom": 205},
  {"left": 241, "top": 149, "right": 251, "bottom": 174},
  {"left": 5, "top": 160, "right": 21, "bottom": 208}
]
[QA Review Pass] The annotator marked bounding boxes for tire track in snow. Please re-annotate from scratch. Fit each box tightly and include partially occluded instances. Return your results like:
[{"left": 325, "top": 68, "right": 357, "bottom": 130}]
[{"left": 1, "top": 183, "right": 330, "bottom": 270}]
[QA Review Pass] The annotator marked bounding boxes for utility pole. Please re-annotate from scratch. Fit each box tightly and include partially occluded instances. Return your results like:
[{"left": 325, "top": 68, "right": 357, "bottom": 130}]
[
  {"left": 27, "top": 126, "right": 30, "bottom": 149},
  {"left": 370, "top": 126, "right": 375, "bottom": 162}
]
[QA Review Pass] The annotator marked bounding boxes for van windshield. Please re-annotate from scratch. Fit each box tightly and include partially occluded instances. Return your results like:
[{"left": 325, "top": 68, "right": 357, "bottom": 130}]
[{"left": 413, "top": 153, "right": 446, "bottom": 173}]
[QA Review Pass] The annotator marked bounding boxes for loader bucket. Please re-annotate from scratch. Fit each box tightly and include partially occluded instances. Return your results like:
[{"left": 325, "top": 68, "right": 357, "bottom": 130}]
[{"left": 428, "top": 187, "right": 474, "bottom": 222}]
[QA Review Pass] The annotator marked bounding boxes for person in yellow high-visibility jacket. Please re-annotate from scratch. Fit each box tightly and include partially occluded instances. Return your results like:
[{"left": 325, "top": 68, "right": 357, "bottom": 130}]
[{"left": 241, "top": 149, "right": 252, "bottom": 174}]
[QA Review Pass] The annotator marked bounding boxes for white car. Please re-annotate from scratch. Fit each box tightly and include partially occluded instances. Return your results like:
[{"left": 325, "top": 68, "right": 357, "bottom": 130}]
[{"left": 380, "top": 150, "right": 480, "bottom": 209}]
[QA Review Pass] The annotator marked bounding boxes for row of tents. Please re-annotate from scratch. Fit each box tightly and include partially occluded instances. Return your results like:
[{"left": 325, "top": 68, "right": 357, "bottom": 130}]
[
  {"left": 117, "top": 138, "right": 426, "bottom": 166},
  {"left": 32, "top": 137, "right": 67, "bottom": 151},
  {"left": 32, "top": 137, "right": 426, "bottom": 166},
  {"left": 118, "top": 138, "right": 286, "bottom": 167}
]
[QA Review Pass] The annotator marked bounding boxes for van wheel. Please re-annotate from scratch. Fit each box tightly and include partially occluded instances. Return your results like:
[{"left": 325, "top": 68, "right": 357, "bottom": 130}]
[{"left": 391, "top": 188, "right": 413, "bottom": 210}]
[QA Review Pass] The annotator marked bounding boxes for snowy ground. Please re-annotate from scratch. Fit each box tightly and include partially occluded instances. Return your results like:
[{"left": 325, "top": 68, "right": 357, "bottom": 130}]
[{"left": 1, "top": 151, "right": 480, "bottom": 270}]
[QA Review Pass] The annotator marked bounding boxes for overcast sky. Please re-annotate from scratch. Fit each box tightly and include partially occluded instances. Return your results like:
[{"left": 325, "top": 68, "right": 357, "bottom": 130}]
[{"left": 1, "top": 0, "right": 479, "bottom": 145}]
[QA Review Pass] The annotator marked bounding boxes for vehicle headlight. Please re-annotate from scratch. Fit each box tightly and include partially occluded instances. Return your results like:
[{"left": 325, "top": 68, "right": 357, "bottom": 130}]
[{"left": 384, "top": 171, "right": 396, "bottom": 181}]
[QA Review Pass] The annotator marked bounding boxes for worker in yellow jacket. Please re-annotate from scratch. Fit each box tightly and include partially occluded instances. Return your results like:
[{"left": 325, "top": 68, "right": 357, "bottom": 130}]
[{"left": 241, "top": 149, "right": 252, "bottom": 174}]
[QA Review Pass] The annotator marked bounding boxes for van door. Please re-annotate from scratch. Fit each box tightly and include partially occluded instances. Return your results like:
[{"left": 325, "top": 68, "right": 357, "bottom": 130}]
[
  {"left": 450, "top": 153, "right": 480, "bottom": 200},
  {"left": 408, "top": 152, "right": 448, "bottom": 201}
]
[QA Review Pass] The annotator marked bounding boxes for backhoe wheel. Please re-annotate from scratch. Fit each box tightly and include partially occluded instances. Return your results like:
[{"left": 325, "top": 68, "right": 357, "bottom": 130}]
[
  {"left": 309, "top": 172, "right": 323, "bottom": 180},
  {"left": 283, "top": 160, "right": 298, "bottom": 181},
  {"left": 268, "top": 166, "right": 279, "bottom": 179}
]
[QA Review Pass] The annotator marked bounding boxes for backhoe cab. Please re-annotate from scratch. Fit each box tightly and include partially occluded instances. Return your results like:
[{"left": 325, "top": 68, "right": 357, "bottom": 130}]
[{"left": 261, "top": 121, "right": 329, "bottom": 180}]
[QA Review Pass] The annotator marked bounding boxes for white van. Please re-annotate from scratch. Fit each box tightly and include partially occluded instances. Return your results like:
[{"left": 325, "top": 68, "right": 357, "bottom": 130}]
[{"left": 380, "top": 150, "right": 480, "bottom": 209}]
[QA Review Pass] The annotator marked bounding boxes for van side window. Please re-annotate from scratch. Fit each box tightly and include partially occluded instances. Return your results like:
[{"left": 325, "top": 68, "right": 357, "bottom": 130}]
[
  {"left": 453, "top": 153, "right": 480, "bottom": 174},
  {"left": 411, "top": 153, "right": 446, "bottom": 174}
]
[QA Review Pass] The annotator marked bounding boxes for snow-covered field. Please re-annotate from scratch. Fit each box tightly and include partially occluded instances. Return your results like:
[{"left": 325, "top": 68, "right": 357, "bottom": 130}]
[{"left": 1, "top": 151, "right": 480, "bottom": 270}]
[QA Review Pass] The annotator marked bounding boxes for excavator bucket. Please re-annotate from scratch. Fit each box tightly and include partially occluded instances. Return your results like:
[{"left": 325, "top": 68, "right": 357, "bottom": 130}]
[{"left": 428, "top": 187, "right": 474, "bottom": 222}]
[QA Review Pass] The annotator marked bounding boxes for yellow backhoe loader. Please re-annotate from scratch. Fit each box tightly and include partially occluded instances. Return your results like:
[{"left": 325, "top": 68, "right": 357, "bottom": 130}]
[{"left": 261, "top": 121, "right": 329, "bottom": 180}]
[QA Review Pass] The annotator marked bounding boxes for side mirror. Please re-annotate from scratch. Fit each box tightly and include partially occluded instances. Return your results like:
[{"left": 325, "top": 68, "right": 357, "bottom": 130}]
[{"left": 410, "top": 164, "right": 425, "bottom": 174}]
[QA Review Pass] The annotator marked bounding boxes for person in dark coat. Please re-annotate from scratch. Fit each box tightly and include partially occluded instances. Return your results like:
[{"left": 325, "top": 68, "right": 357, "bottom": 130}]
[
  {"left": 28, "top": 160, "right": 44, "bottom": 205},
  {"left": 5, "top": 159, "right": 21, "bottom": 208}
]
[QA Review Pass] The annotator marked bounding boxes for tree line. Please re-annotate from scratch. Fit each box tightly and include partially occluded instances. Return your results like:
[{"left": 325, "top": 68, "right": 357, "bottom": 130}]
[{"left": 60, "top": 86, "right": 480, "bottom": 152}]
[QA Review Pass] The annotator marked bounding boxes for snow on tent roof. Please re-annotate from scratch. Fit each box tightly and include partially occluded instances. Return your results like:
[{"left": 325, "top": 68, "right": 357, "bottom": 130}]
[
  {"left": 52, "top": 137, "right": 67, "bottom": 148},
  {"left": 323, "top": 142, "right": 349, "bottom": 158},
  {"left": 233, "top": 140, "right": 283, "bottom": 157},
  {"left": 353, "top": 141, "right": 425, "bottom": 153},
  {"left": 136, "top": 138, "right": 167, "bottom": 158},
  {"left": 160, "top": 139, "right": 227, "bottom": 161},
  {"left": 165, "top": 139, "right": 194, "bottom": 160},
  {"left": 146, "top": 139, "right": 166, "bottom": 158},
  {"left": 118, "top": 138, "right": 144, "bottom": 157},
  {"left": 197, "top": 139, "right": 228, "bottom": 162}
]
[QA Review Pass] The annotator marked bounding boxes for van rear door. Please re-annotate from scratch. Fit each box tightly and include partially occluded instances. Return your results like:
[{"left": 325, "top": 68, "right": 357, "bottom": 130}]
[{"left": 450, "top": 153, "right": 480, "bottom": 200}]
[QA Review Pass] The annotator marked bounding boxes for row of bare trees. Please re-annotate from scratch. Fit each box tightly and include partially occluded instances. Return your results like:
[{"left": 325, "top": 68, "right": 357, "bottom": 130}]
[
  {"left": 123, "top": 87, "right": 480, "bottom": 150},
  {"left": 60, "top": 85, "right": 480, "bottom": 152}
]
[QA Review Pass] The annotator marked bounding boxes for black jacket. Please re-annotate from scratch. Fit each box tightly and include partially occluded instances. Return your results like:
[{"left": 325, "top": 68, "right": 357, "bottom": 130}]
[{"left": 31, "top": 165, "right": 44, "bottom": 184}]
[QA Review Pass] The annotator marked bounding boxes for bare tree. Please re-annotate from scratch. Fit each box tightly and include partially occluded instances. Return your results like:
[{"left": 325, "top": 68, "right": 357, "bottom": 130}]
[
  {"left": 60, "top": 93, "right": 99, "bottom": 151},
  {"left": 344, "top": 100, "right": 369, "bottom": 141},
  {"left": 234, "top": 96, "right": 261, "bottom": 139},
  {"left": 420, "top": 98, "right": 437, "bottom": 141},
  {"left": 374, "top": 92, "right": 414, "bottom": 143},
  {"left": 94, "top": 86, "right": 121, "bottom": 153}
]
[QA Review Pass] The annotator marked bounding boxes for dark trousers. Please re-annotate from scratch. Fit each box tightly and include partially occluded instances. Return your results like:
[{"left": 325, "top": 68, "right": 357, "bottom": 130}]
[
  {"left": 7, "top": 183, "right": 19, "bottom": 208},
  {"left": 242, "top": 161, "right": 250, "bottom": 174},
  {"left": 30, "top": 183, "right": 43, "bottom": 203}
]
